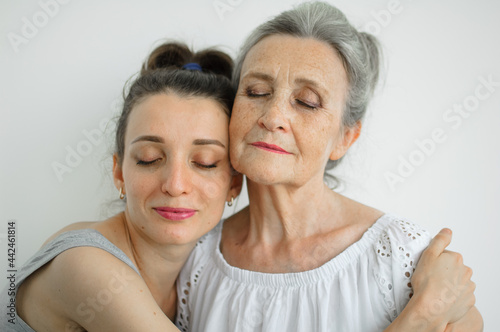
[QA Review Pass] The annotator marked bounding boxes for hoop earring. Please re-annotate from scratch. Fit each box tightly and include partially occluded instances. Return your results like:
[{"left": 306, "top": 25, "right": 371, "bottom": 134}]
[
  {"left": 119, "top": 187, "right": 125, "bottom": 200},
  {"left": 227, "top": 197, "right": 234, "bottom": 207}
]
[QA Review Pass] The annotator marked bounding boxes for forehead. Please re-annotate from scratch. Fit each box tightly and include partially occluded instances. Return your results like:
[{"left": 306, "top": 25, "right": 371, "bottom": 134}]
[
  {"left": 241, "top": 35, "right": 348, "bottom": 87},
  {"left": 126, "top": 93, "right": 229, "bottom": 143}
]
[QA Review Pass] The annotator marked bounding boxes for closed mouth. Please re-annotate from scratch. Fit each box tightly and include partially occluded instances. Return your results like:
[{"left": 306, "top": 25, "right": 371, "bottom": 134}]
[{"left": 250, "top": 142, "right": 291, "bottom": 154}]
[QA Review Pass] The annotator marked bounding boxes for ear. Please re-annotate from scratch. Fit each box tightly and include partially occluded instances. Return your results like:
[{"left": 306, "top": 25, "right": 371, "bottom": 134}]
[
  {"left": 226, "top": 172, "right": 243, "bottom": 202},
  {"left": 113, "top": 154, "right": 125, "bottom": 193},
  {"left": 329, "top": 121, "right": 362, "bottom": 161}
]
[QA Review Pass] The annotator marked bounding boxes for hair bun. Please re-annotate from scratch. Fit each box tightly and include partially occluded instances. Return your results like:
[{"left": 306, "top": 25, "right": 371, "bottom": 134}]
[
  {"left": 195, "top": 49, "right": 233, "bottom": 80},
  {"left": 141, "top": 43, "right": 191, "bottom": 74},
  {"left": 141, "top": 42, "right": 233, "bottom": 80}
]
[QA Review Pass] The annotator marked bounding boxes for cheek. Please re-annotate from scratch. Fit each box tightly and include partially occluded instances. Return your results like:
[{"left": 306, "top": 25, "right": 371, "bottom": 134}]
[
  {"left": 127, "top": 183, "right": 153, "bottom": 210},
  {"left": 123, "top": 168, "right": 158, "bottom": 202},
  {"left": 295, "top": 117, "right": 338, "bottom": 160},
  {"left": 230, "top": 101, "right": 256, "bottom": 164},
  {"left": 196, "top": 170, "right": 232, "bottom": 203},
  {"left": 230, "top": 100, "right": 255, "bottom": 135}
]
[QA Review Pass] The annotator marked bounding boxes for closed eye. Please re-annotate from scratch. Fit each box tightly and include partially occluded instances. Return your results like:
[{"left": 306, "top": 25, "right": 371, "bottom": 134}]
[
  {"left": 194, "top": 162, "right": 217, "bottom": 169},
  {"left": 137, "top": 159, "right": 160, "bottom": 166},
  {"left": 296, "top": 99, "right": 318, "bottom": 110},
  {"left": 246, "top": 88, "right": 270, "bottom": 98}
]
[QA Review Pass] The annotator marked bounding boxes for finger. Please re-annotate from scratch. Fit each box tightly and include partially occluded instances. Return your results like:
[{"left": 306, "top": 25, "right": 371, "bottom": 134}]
[{"left": 422, "top": 228, "right": 453, "bottom": 258}]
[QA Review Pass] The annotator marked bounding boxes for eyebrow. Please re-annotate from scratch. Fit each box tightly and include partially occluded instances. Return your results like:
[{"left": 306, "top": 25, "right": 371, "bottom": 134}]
[
  {"left": 295, "top": 78, "right": 324, "bottom": 90},
  {"left": 131, "top": 135, "right": 164, "bottom": 144},
  {"left": 241, "top": 71, "right": 275, "bottom": 83},
  {"left": 193, "top": 139, "right": 225, "bottom": 148},
  {"left": 131, "top": 136, "right": 225, "bottom": 148}
]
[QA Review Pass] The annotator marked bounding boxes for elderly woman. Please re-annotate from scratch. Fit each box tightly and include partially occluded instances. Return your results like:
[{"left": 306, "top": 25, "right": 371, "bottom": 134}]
[{"left": 176, "top": 2, "right": 482, "bottom": 331}]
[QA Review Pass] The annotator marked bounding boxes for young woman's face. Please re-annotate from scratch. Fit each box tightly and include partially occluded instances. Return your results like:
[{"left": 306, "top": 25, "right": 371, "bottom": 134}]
[
  {"left": 115, "top": 93, "right": 235, "bottom": 245},
  {"left": 229, "top": 35, "right": 359, "bottom": 188}
]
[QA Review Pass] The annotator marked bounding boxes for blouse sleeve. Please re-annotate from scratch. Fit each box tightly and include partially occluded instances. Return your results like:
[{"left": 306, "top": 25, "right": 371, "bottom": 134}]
[
  {"left": 175, "top": 254, "right": 193, "bottom": 332},
  {"left": 373, "top": 216, "right": 432, "bottom": 321},
  {"left": 175, "top": 223, "right": 221, "bottom": 332}
]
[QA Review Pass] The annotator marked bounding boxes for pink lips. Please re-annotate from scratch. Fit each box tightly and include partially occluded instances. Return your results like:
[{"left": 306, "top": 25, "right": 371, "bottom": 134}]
[
  {"left": 250, "top": 142, "right": 291, "bottom": 155},
  {"left": 154, "top": 207, "right": 196, "bottom": 221}
]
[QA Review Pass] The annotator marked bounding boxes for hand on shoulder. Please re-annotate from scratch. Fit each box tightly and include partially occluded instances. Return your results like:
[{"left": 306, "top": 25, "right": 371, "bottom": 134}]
[{"left": 407, "top": 229, "right": 481, "bottom": 331}]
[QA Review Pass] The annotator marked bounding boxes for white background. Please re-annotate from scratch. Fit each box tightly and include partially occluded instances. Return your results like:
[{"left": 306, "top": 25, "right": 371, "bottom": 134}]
[{"left": 1, "top": 0, "right": 499, "bottom": 329}]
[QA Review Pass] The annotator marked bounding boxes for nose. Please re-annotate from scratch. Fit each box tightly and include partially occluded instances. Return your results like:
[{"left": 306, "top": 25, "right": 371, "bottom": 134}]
[
  {"left": 257, "top": 94, "right": 291, "bottom": 132},
  {"left": 161, "top": 159, "right": 192, "bottom": 197}
]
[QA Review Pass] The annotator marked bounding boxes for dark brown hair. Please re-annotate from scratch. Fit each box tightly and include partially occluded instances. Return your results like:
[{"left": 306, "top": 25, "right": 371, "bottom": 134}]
[{"left": 115, "top": 42, "right": 235, "bottom": 165}]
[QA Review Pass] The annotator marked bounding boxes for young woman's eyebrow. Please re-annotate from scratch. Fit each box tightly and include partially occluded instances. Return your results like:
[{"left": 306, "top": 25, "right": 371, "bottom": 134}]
[
  {"left": 193, "top": 139, "right": 225, "bottom": 148},
  {"left": 131, "top": 135, "right": 164, "bottom": 144}
]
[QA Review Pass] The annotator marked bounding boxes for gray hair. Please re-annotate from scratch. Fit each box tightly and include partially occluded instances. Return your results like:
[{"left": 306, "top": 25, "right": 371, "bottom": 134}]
[{"left": 233, "top": 1, "right": 382, "bottom": 181}]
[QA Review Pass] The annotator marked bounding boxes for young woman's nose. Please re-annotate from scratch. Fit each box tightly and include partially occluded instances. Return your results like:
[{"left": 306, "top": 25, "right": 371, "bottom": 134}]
[{"left": 161, "top": 160, "right": 192, "bottom": 197}]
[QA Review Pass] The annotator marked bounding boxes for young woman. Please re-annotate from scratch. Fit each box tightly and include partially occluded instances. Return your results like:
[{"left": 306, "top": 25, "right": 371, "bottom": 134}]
[{"left": 0, "top": 42, "right": 242, "bottom": 331}]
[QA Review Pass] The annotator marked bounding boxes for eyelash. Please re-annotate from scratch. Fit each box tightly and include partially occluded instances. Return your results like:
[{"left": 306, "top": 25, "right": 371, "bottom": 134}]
[
  {"left": 246, "top": 88, "right": 270, "bottom": 98},
  {"left": 137, "top": 159, "right": 160, "bottom": 166},
  {"left": 296, "top": 99, "right": 318, "bottom": 110},
  {"left": 194, "top": 162, "right": 217, "bottom": 169},
  {"left": 246, "top": 89, "right": 319, "bottom": 110},
  {"left": 137, "top": 159, "right": 217, "bottom": 169}
]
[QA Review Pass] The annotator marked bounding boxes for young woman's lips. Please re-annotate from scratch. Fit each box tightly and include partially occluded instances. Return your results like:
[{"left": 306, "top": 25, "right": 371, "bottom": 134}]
[
  {"left": 250, "top": 142, "right": 291, "bottom": 154},
  {"left": 154, "top": 207, "right": 196, "bottom": 221}
]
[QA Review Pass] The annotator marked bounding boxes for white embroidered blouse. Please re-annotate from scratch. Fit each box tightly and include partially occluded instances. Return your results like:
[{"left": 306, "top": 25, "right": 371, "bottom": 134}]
[{"left": 175, "top": 214, "right": 431, "bottom": 332}]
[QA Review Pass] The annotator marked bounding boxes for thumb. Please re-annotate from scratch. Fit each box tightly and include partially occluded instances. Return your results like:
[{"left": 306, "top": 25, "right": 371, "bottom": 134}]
[{"left": 422, "top": 228, "right": 452, "bottom": 258}]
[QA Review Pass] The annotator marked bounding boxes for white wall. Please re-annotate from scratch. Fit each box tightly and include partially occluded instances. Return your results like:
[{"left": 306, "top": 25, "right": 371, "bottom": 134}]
[{"left": 1, "top": 0, "right": 498, "bottom": 329}]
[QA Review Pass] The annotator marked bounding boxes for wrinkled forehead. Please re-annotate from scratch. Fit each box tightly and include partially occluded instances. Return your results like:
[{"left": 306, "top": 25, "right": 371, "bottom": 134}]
[{"left": 240, "top": 35, "right": 348, "bottom": 88}]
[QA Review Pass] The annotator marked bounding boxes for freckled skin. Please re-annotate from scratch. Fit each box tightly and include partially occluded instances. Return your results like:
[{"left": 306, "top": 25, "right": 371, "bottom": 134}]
[
  {"left": 223, "top": 35, "right": 373, "bottom": 274},
  {"left": 119, "top": 93, "right": 235, "bottom": 246},
  {"left": 230, "top": 35, "right": 354, "bottom": 188}
]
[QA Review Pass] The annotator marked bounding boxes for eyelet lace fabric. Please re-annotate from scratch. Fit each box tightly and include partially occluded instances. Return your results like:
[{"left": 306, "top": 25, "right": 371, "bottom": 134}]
[
  {"left": 175, "top": 215, "right": 431, "bottom": 332},
  {"left": 176, "top": 231, "right": 213, "bottom": 331}
]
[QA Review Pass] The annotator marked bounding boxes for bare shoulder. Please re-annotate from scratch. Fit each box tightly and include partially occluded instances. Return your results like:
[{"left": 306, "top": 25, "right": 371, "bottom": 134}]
[
  {"left": 335, "top": 192, "right": 384, "bottom": 227},
  {"left": 42, "top": 221, "right": 97, "bottom": 246},
  {"left": 42, "top": 213, "right": 125, "bottom": 247},
  {"left": 17, "top": 246, "right": 177, "bottom": 331},
  {"left": 16, "top": 246, "right": 135, "bottom": 330}
]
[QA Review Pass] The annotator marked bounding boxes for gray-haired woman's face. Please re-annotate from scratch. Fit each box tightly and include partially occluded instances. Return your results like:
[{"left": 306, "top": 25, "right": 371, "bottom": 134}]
[{"left": 229, "top": 35, "right": 360, "bottom": 187}]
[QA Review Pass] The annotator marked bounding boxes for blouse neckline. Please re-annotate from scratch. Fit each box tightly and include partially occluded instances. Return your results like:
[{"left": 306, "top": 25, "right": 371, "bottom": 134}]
[{"left": 212, "top": 213, "right": 392, "bottom": 287}]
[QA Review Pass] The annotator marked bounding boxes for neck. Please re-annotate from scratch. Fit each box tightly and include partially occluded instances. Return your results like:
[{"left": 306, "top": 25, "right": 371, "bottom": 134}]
[
  {"left": 245, "top": 175, "right": 341, "bottom": 244},
  {"left": 120, "top": 212, "right": 194, "bottom": 317}
]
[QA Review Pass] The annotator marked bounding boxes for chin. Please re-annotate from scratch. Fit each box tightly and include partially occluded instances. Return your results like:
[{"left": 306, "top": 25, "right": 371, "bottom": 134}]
[
  {"left": 244, "top": 168, "right": 284, "bottom": 186},
  {"left": 155, "top": 224, "right": 200, "bottom": 246}
]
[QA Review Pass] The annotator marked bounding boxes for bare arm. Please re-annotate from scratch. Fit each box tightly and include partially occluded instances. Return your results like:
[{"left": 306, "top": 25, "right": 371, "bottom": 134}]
[
  {"left": 383, "top": 229, "right": 482, "bottom": 332},
  {"left": 20, "top": 247, "right": 180, "bottom": 332}
]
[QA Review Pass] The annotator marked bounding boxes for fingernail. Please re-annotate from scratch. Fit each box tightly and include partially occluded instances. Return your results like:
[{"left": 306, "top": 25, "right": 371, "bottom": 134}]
[{"left": 440, "top": 228, "right": 452, "bottom": 235}]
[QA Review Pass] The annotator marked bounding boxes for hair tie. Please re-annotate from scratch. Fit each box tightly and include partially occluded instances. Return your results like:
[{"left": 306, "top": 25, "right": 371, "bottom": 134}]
[{"left": 182, "top": 63, "right": 202, "bottom": 71}]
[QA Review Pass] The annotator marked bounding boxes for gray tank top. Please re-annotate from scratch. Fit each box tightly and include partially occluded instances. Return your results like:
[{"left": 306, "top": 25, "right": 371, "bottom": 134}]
[{"left": 0, "top": 229, "right": 140, "bottom": 331}]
